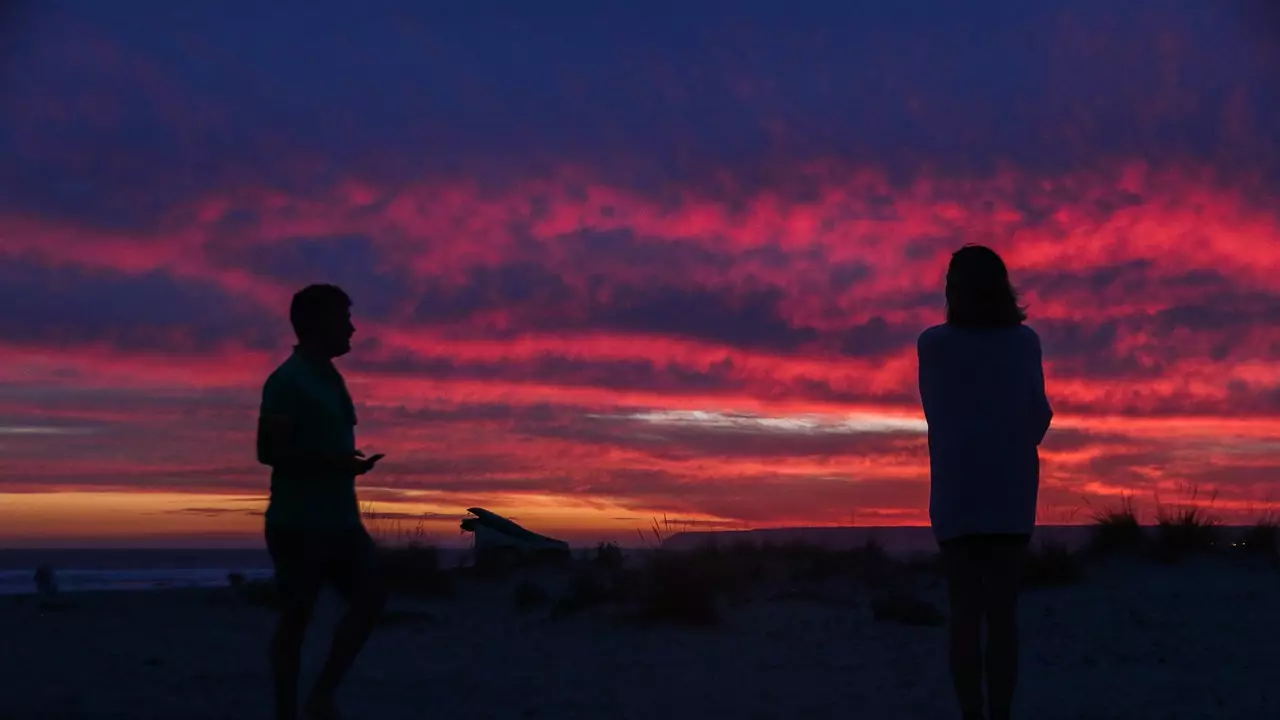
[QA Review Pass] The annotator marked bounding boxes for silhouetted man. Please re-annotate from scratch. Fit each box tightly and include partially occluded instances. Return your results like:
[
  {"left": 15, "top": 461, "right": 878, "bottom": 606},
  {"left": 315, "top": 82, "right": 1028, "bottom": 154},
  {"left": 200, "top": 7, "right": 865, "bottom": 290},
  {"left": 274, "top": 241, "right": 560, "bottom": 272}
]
[{"left": 257, "top": 284, "right": 387, "bottom": 720}]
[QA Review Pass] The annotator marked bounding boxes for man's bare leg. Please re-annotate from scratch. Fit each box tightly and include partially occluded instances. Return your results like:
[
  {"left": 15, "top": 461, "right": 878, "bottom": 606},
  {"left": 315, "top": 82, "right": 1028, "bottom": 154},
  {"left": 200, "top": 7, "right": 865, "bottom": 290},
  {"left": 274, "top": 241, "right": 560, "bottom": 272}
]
[
  {"left": 271, "top": 601, "right": 315, "bottom": 720},
  {"left": 305, "top": 587, "right": 386, "bottom": 717}
]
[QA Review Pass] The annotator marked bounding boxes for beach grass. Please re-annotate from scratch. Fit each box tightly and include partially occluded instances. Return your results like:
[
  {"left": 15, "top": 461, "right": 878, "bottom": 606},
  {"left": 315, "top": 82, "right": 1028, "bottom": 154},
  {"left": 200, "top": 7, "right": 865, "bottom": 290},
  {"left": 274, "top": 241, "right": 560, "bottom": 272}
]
[
  {"left": 1087, "top": 495, "right": 1146, "bottom": 555},
  {"left": 220, "top": 504, "right": 1280, "bottom": 630},
  {"left": 1152, "top": 487, "right": 1221, "bottom": 563}
]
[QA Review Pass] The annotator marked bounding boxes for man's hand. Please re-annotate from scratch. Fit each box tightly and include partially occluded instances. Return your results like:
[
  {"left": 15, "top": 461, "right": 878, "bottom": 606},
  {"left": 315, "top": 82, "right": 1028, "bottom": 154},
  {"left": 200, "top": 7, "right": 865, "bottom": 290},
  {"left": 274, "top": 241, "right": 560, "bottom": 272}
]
[
  {"left": 336, "top": 450, "right": 385, "bottom": 476},
  {"left": 360, "top": 452, "right": 386, "bottom": 475}
]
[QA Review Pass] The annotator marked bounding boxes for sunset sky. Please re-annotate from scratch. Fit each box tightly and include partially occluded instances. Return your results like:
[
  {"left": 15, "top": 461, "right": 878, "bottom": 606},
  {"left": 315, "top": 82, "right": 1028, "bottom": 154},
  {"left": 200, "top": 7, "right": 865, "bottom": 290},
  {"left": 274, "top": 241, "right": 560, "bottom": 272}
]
[{"left": 0, "top": 1, "right": 1277, "bottom": 547}]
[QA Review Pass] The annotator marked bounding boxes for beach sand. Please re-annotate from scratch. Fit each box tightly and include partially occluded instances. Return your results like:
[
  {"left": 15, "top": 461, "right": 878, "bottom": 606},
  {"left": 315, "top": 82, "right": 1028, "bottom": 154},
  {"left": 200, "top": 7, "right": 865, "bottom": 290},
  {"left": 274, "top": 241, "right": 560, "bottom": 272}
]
[{"left": 2, "top": 555, "right": 1278, "bottom": 719}]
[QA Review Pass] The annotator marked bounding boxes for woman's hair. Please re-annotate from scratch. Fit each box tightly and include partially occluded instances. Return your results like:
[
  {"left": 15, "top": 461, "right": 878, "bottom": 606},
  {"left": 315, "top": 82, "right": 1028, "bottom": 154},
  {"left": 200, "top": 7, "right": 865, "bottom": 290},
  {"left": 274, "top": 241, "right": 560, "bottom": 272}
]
[{"left": 944, "top": 244, "right": 1027, "bottom": 327}]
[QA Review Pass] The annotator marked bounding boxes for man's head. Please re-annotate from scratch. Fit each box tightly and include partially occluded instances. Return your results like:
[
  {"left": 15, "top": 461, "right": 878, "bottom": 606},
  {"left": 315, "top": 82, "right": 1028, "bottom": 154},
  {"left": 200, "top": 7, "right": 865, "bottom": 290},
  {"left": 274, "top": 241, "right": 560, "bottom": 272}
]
[{"left": 289, "top": 284, "right": 355, "bottom": 358}]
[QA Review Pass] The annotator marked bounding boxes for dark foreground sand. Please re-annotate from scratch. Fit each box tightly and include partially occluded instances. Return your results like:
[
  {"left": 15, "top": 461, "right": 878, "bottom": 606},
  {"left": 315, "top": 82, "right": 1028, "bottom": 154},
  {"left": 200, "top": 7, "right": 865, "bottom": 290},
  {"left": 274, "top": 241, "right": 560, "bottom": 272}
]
[{"left": 2, "top": 556, "right": 1279, "bottom": 719}]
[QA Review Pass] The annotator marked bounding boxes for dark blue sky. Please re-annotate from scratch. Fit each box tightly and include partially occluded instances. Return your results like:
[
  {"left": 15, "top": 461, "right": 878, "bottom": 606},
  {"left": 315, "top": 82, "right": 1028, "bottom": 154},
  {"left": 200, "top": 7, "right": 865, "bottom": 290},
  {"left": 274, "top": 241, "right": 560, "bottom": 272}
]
[{"left": 3, "top": 0, "right": 1278, "bottom": 230}]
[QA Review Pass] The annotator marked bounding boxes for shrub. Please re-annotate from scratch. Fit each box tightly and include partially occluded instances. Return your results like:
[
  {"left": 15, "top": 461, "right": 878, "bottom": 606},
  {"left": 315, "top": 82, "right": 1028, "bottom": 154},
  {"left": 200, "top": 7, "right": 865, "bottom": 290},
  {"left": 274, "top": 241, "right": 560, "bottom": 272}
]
[
  {"left": 593, "top": 541, "right": 626, "bottom": 574},
  {"left": 1152, "top": 494, "right": 1219, "bottom": 563},
  {"left": 377, "top": 543, "right": 454, "bottom": 597},
  {"left": 627, "top": 549, "right": 725, "bottom": 626},
  {"left": 1088, "top": 496, "right": 1145, "bottom": 554}
]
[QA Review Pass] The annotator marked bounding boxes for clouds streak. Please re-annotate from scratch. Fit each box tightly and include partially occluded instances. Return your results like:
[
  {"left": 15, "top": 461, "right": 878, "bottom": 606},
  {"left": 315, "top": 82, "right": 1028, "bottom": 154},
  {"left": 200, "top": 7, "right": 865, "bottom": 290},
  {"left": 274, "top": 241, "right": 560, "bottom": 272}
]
[{"left": 0, "top": 0, "right": 1276, "bottom": 538}]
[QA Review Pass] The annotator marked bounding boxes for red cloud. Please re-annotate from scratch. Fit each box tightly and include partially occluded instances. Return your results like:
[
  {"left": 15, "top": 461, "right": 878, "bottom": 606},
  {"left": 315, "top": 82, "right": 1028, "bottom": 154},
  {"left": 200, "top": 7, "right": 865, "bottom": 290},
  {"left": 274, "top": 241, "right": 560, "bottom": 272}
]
[{"left": 0, "top": 159, "right": 1277, "bottom": 542}]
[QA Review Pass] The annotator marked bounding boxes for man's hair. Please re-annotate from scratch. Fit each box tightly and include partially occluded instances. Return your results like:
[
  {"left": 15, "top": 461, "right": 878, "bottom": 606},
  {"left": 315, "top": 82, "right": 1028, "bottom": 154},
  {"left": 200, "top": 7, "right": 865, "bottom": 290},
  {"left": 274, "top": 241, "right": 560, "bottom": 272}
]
[
  {"left": 289, "top": 284, "right": 352, "bottom": 340},
  {"left": 944, "top": 244, "right": 1027, "bottom": 328}
]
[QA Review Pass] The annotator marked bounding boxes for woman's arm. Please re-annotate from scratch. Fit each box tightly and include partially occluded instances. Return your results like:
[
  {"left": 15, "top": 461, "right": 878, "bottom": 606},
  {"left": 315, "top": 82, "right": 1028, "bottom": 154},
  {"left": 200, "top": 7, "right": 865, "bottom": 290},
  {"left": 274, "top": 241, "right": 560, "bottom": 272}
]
[
  {"left": 917, "top": 330, "right": 940, "bottom": 427},
  {"left": 1029, "top": 331, "right": 1053, "bottom": 445}
]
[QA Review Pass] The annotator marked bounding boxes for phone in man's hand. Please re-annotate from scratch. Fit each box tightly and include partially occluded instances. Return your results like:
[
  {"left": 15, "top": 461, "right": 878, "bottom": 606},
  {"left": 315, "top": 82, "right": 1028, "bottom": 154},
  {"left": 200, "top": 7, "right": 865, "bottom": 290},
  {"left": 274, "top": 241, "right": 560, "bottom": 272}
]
[{"left": 350, "top": 452, "right": 386, "bottom": 475}]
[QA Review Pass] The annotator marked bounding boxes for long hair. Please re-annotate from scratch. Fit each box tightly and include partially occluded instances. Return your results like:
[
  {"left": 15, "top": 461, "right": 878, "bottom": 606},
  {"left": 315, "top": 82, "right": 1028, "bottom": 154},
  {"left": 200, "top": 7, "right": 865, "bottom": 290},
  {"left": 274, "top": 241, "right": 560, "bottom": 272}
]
[{"left": 944, "top": 244, "right": 1027, "bottom": 328}]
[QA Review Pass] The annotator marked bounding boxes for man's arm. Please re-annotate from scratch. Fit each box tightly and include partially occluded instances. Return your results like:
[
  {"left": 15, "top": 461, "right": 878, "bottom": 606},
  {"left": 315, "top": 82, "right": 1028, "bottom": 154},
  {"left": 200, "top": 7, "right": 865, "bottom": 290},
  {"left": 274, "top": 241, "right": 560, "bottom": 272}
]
[
  {"left": 257, "top": 410, "right": 306, "bottom": 469},
  {"left": 257, "top": 373, "right": 307, "bottom": 469},
  {"left": 257, "top": 373, "right": 377, "bottom": 474}
]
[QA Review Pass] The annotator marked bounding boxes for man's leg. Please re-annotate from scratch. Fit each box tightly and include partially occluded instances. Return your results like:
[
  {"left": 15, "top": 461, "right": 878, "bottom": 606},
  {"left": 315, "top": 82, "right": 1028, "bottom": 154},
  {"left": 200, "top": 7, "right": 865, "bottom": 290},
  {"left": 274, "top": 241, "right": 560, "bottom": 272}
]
[
  {"left": 307, "top": 527, "right": 387, "bottom": 716},
  {"left": 266, "top": 527, "right": 323, "bottom": 720},
  {"left": 941, "top": 538, "right": 986, "bottom": 720},
  {"left": 982, "top": 536, "right": 1029, "bottom": 720},
  {"left": 273, "top": 600, "right": 317, "bottom": 720}
]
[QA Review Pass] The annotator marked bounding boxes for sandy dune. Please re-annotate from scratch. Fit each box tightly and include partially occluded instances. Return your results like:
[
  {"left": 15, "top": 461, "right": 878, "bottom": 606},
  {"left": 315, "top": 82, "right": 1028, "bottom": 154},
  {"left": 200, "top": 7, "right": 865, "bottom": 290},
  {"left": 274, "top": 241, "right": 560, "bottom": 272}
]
[{"left": 2, "top": 555, "right": 1278, "bottom": 719}]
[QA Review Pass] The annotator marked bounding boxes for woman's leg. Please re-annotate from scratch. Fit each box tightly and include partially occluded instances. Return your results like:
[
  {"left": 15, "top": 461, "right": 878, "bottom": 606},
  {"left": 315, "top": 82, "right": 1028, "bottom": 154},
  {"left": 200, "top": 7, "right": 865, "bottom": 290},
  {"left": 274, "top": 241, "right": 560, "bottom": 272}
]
[
  {"left": 941, "top": 539, "right": 985, "bottom": 719},
  {"left": 982, "top": 537, "right": 1029, "bottom": 720}
]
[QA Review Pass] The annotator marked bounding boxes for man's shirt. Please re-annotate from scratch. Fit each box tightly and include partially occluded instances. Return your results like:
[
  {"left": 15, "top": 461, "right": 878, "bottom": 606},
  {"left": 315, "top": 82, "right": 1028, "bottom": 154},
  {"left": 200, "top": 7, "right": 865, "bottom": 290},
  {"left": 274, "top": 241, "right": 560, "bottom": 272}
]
[{"left": 258, "top": 348, "right": 361, "bottom": 528}]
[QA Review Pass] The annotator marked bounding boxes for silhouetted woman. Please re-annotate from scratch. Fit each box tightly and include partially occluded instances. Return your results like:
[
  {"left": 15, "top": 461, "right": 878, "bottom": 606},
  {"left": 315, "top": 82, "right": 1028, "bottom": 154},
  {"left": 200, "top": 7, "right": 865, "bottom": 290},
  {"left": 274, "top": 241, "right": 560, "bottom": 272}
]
[{"left": 917, "top": 245, "right": 1052, "bottom": 720}]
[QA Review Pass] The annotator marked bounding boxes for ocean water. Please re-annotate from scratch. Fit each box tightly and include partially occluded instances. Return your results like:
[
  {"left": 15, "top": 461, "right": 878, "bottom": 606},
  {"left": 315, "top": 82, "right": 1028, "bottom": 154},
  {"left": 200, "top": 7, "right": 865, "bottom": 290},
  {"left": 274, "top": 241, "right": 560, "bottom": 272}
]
[
  {"left": 0, "top": 549, "right": 276, "bottom": 596},
  {"left": 0, "top": 547, "right": 478, "bottom": 595}
]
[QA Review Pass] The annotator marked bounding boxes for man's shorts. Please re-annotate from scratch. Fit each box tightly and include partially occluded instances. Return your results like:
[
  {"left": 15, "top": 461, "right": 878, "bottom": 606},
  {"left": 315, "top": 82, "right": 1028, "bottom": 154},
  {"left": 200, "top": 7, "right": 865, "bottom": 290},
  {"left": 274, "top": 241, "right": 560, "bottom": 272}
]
[{"left": 264, "top": 524, "right": 381, "bottom": 607}]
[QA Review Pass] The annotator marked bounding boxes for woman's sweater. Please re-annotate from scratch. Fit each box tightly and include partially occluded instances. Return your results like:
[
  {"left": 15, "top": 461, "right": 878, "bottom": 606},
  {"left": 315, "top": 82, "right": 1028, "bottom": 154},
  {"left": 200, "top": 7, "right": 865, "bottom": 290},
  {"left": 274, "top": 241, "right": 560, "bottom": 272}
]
[{"left": 917, "top": 323, "right": 1053, "bottom": 542}]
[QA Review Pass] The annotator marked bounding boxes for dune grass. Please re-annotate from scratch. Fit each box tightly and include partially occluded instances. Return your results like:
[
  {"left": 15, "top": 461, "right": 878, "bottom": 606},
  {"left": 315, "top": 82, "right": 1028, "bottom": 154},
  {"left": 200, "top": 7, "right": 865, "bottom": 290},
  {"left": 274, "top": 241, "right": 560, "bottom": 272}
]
[
  {"left": 1084, "top": 487, "right": 1240, "bottom": 564},
  {"left": 1087, "top": 495, "right": 1146, "bottom": 555},
  {"left": 363, "top": 505, "right": 455, "bottom": 596},
  {"left": 231, "top": 497, "right": 1280, "bottom": 628},
  {"left": 636, "top": 514, "right": 693, "bottom": 548},
  {"left": 626, "top": 547, "right": 727, "bottom": 626},
  {"left": 592, "top": 537, "right": 936, "bottom": 626}
]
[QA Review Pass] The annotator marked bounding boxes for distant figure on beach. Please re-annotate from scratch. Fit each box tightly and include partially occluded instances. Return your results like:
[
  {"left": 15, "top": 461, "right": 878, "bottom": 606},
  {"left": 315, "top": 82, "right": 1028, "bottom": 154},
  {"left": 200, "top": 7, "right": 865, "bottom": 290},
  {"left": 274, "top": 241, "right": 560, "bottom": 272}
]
[
  {"left": 33, "top": 564, "right": 57, "bottom": 597},
  {"left": 918, "top": 245, "right": 1053, "bottom": 720},
  {"left": 257, "top": 284, "right": 388, "bottom": 720}
]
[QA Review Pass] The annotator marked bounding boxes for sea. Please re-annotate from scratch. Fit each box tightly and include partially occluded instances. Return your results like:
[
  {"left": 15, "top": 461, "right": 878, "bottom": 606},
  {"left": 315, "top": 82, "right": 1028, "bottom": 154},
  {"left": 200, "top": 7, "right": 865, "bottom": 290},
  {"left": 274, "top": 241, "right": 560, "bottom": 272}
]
[
  {"left": 0, "top": 549, "right": 276, "bottom": 596},
  {"left": 0, "top": 547, "right": 474, "bottom": 596}
]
